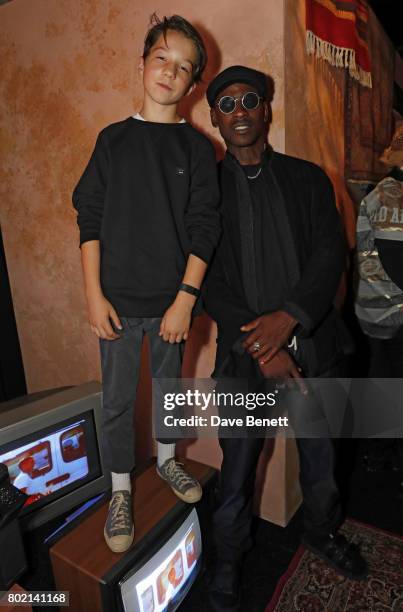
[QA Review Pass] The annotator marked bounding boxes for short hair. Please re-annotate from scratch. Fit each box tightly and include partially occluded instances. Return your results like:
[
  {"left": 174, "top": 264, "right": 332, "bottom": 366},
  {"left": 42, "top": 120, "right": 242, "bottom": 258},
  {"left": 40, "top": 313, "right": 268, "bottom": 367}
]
[{"left": 143, "top": 13, "right": 207, "bottom": 84}]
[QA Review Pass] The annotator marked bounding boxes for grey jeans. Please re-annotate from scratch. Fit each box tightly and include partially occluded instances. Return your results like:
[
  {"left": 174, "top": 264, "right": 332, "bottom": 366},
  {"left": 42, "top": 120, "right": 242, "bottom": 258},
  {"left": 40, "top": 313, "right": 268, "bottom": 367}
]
[{"left": 100, "top": 317, "right": 184, "bottom": 473}]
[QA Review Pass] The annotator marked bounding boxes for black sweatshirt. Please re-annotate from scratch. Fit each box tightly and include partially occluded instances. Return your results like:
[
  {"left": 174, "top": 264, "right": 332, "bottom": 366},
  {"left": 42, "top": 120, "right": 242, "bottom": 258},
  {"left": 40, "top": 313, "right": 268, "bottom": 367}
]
[{"left": 73, "top": 117, "right": 221, "bottom": 317}]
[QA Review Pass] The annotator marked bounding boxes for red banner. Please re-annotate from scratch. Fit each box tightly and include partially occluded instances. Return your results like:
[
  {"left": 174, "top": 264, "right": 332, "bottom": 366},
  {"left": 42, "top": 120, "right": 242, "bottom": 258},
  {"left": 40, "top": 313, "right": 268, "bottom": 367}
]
[{"left": 306, "top": 0, "right": 372, "bottom": 88}]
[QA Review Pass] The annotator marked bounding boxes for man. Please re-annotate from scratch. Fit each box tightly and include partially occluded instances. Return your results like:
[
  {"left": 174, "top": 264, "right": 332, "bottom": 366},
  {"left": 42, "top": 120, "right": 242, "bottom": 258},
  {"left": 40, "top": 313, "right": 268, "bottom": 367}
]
[
  {"left": 355, "top": 123, "right": 403, "bottom": 482},
  {"left": 204, "top": 66, "right": 367, "bottom": 611},
  {"left": 355, "top": 122, "right": 403, "bottom": 375}
]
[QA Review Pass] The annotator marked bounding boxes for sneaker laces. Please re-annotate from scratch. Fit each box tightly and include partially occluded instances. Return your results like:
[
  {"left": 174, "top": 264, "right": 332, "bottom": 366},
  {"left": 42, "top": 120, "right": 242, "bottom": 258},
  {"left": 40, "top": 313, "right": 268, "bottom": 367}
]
[
  {"left": 109, "top": 492, "right": 131, "bottom": 532},
  {"left": 165, "top": 460, "right": 197, "bottom": 488}
]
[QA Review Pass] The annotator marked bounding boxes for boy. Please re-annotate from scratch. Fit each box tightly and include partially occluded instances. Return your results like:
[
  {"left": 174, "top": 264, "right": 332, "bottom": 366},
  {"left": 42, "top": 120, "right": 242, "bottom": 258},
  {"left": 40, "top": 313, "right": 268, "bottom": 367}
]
[{"left": 73, "top": 14, "right": 220, "bottom": 553}]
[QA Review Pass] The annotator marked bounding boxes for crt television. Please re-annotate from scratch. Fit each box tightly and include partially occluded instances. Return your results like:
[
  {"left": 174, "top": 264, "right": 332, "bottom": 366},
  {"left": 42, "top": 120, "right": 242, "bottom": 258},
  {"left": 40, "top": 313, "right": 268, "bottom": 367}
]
[
  {"left": 0, "top": 381, "right": 110, "bottom": 530},
  {"left": 97, "top": 504, "right": 203, "bottom": 612},
  {"left": 120, "top": 506, "right": 201, "bottom": 612}
]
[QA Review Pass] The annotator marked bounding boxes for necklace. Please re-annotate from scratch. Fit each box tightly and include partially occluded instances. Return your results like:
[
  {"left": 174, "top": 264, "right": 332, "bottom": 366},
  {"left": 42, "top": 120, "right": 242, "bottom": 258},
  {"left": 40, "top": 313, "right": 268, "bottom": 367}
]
[{"left": 247, "top": 167, "right": 262, "bottom": 180}]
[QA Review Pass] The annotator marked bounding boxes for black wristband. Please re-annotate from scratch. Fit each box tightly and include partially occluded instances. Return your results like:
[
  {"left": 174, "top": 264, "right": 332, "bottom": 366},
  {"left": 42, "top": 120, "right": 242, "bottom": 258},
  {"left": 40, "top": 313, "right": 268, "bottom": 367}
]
[{"left": 179, "top": 283, "right": 200, "bottom": 297}]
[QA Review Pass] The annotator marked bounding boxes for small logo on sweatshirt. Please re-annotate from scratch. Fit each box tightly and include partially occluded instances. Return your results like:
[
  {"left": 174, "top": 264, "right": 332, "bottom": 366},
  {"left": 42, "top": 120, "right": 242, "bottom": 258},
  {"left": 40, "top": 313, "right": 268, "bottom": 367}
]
[{"left": 176, "top": 167, "right": 185, "bottom": 176}]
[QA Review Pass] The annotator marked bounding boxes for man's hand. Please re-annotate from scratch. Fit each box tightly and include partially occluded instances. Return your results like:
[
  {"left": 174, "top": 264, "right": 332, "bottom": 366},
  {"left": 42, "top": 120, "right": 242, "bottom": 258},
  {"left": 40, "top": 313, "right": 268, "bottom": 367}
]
[
  {"left": 241, "top": 310, "right": 297, "bottom": 363},
  {"left": 87, "top": 291, "right": 122, "bottom": 340},
  {"left": 159, "top": 292, "right": 194, "bottom": 343},
  {"left": 259, "top": 349, "right": 307, "bottom": 394}
]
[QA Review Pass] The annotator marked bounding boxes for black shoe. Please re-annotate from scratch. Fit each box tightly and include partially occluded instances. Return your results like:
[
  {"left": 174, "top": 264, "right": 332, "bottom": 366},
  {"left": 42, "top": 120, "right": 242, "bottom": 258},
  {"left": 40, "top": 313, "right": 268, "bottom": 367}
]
[
  {"left": 208, "top": 559, "right": 242, "bottom": 612},
  {"left": 302, "top": 531, "right": 368, "bottom": 581}
]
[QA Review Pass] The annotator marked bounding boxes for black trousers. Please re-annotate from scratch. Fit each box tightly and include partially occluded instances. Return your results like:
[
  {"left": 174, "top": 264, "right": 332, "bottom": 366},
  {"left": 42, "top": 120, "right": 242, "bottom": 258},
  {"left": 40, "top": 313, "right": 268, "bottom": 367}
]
[{"left": 213, "top": 365, "right": 344, "bottom": 562}]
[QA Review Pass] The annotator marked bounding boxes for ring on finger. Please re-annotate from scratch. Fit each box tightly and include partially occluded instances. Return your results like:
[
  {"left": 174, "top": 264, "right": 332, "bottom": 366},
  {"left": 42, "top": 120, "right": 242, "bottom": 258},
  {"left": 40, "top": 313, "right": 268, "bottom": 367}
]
[{"left": 252, "top": 341, "right": 261, "bottom": 352}]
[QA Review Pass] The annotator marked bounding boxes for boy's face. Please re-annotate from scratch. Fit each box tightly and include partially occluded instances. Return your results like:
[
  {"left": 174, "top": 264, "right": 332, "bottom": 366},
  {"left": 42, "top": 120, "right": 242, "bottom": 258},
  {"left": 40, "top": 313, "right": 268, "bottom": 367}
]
[{"left": 139, "top": 30, "right": 197, "bottom": 107}]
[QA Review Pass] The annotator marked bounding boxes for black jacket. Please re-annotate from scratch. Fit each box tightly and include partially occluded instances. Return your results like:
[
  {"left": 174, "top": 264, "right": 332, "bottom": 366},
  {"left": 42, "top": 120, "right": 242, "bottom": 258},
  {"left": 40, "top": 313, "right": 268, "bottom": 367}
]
[{"left": 204, "top": 150, "right": 352, "bottom": 377}]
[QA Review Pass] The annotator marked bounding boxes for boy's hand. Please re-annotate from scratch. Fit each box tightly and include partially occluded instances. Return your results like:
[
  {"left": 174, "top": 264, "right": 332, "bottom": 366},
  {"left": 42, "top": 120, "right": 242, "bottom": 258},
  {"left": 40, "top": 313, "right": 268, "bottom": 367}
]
[
  {"left": 241, "top": 310, "right": 297, "bottom": 364},
  {"left": 87, "top": 291, "right": 122, "bottom": 340},
  {"left": 258, "top": 349, "right": 307, "bottom": 394},
  {"left": 159, "top": 293, "right": 195, "bottom": 343}
]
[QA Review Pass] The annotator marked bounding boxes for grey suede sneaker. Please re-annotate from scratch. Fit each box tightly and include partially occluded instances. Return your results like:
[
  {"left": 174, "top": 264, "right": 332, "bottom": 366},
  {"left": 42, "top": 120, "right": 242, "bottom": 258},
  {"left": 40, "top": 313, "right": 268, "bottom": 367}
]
[
  {"left": 104, "top": 490, "right": 134, "bottom": 553},
  {"left": 156, "top": 459, "right": 202, "bottom": 503}
]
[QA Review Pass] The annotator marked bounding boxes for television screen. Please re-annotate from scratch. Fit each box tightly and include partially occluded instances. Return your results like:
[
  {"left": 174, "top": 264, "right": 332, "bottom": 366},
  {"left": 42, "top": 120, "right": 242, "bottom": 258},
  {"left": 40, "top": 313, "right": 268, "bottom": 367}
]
[
  {"left": 0, "top": 382, "right": 110, "bottom": 530},
  {"left": 0, "top": 410, "right": 101, "bottom": 519},
  {"left": 119, "top": 508, "right": 202, "bottom": 612}
]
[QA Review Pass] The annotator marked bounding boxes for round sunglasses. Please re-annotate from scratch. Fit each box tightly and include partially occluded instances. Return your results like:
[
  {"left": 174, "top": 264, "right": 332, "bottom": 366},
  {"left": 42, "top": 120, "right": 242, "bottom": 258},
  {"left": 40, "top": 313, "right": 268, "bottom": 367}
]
[{"left": 216, "top": 91, "right": 264, "bottom": 114}]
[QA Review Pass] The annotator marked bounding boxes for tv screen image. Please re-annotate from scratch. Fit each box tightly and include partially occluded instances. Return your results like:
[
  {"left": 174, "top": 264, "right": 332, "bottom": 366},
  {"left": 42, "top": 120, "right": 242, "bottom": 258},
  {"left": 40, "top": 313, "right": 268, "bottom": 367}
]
[
  {"left": 120, "top": 508, "right": 202, "bottom": 612},
  {"left": 0, "top": 419, "right": 90, "bottom": 507},
  {"left": 0, "top": 383, "right": 109, "bottom": 530}
]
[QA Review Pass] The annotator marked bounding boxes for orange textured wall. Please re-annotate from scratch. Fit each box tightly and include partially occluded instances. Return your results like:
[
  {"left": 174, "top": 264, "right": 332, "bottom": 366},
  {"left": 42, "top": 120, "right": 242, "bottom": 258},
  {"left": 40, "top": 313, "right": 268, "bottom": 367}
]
[
  {"left": 284, "top": 0, "right": 356, "bottom": 249},
  {"left": 0, "top": 0, "right": 285, "bottom": 394}
]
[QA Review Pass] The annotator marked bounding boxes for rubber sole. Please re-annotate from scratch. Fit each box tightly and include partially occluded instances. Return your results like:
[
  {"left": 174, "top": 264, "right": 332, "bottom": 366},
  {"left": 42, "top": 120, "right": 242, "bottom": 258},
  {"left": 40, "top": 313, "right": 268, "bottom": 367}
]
[
  {"left": 156, "top": 467, "right": 203, "bottom": 503},
  {"left": 103, "top": 525, "right": 134, "bottom": 554}
]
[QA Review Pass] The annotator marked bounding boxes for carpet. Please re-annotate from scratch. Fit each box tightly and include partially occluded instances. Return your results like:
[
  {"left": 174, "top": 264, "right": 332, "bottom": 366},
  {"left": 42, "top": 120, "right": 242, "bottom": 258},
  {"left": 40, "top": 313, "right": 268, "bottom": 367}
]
[{"left": 265, "top": 519, "right": 403, "bottom": 611}]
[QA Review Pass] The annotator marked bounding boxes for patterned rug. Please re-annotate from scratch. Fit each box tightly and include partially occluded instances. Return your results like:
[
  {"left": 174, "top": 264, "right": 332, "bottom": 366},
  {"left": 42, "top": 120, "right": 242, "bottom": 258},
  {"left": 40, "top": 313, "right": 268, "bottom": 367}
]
[{"left": 265, "top": 519, "right": 403, "bottom": 611}]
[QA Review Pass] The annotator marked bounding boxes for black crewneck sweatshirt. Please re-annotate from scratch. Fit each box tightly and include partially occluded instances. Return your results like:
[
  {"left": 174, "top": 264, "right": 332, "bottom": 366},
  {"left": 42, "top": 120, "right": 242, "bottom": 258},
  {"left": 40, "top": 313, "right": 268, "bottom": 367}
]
[{"left": 73, "top": 117, "right": 221, "bottom": 317}]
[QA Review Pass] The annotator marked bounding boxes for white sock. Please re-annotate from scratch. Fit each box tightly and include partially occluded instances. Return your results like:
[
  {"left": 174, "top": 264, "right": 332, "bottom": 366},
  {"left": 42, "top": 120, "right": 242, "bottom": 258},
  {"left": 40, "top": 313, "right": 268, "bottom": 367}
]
[
  {"left": 111, "top": 471, "right": 131, "bottom": 494},
  {"left": 157, "top": 442, "right": 175, "bottom": 468}
]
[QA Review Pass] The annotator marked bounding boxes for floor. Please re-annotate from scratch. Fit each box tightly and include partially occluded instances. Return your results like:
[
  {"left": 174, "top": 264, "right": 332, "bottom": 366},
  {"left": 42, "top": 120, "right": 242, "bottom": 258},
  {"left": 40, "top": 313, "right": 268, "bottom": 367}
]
[
  {"left": 18, "top": 440, "right": 402, "bottom": 612},
  {"left": 181, "top": 439, "right": 403, "bottom": 612}
]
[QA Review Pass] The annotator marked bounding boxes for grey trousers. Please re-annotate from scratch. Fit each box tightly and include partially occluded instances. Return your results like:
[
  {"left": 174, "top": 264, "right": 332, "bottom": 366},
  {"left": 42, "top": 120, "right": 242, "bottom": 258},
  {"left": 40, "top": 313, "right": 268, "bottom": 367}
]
[{"left": 100, "top": 317, "right": 183, "bottom": 473}]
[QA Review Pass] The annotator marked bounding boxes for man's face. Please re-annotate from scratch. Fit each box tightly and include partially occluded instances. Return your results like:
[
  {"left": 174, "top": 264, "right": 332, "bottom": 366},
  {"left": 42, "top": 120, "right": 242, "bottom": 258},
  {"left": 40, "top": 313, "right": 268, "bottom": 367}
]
[
  {"left": 139, "top": 31, "right": 197, "bottom": 107},
  {"left": 210, "top": 82, "right": 268, "bottom": 149}
]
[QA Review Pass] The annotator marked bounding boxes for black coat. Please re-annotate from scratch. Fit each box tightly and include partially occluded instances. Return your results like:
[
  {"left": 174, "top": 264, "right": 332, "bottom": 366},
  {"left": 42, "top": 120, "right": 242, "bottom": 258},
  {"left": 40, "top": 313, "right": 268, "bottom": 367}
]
[{"left": 204, "top": 149, "right": 353, "bottom": 377}]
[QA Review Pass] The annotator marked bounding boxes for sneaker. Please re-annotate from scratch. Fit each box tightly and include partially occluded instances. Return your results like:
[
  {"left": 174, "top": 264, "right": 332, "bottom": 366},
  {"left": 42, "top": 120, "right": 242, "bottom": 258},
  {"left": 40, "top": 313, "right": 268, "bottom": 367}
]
[
  {"left": 302, "top": 531, "right": 369, "bottom": 581},
  {"left": 156, "top": 459, "right": 202, "bottom": 503},
  {"left": 104, "top": 490, "right": 134, "bottom": 553}
]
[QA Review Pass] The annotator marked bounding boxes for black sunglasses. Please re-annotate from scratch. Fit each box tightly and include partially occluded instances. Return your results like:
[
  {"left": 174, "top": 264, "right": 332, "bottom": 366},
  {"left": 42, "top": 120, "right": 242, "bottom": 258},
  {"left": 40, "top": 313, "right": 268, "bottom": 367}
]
[{"left": 216, "top": 91, "right": 264, "bottom": 115}]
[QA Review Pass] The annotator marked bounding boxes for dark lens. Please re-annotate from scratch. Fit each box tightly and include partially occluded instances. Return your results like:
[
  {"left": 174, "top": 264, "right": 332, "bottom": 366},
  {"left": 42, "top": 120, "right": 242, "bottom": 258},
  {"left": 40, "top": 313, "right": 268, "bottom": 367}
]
[
  {"left": 243, "top": 92, "right": 260, "bottom": 110},
  {"left": 218, "top": 96, "right": 236, "bottom": 114}
]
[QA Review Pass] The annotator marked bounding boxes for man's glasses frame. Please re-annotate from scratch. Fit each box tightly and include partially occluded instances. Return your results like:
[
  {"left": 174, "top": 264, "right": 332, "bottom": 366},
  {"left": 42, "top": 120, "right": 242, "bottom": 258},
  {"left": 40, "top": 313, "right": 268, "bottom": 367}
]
[{"left": 216, "top": 91, "right": 264, "bottom": 115}]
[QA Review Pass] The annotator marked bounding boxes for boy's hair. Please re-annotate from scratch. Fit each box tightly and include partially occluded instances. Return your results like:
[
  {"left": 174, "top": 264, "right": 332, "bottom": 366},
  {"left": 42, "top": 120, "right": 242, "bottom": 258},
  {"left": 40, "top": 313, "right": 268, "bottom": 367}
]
[{"left": 143, "top": 13, "right": 207, "bottom": 84}]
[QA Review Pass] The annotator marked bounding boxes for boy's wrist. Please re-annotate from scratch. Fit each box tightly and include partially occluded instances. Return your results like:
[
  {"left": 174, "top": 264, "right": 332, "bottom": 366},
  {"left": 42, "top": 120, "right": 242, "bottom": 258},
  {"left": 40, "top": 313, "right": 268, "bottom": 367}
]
[
  {"left": 85, "top": 284, "right": 104, "bottom": 301},
  {"left": 175, "top": 290, "right": 196, "bottom": 310}
]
